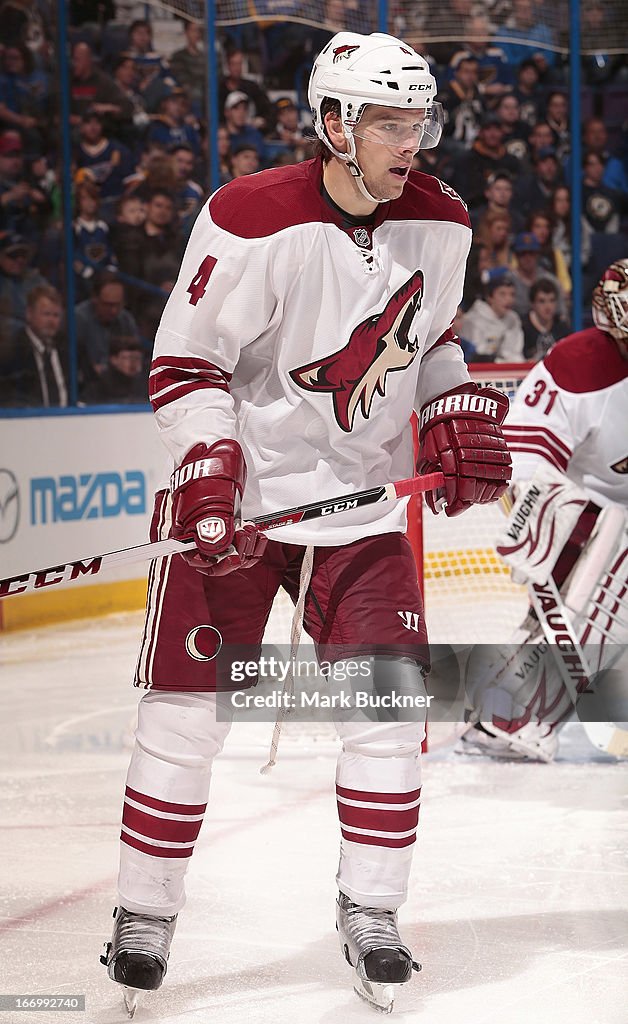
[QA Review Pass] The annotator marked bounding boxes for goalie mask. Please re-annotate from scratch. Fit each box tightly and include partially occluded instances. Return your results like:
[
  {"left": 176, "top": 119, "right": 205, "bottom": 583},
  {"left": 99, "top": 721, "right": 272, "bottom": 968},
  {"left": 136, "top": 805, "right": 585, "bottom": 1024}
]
[
  {"left": 308, "top": 32, "right": 442, "bottom": 204},
  {"left": 592, "top": 258, "right": 628, "bottom": 346}
]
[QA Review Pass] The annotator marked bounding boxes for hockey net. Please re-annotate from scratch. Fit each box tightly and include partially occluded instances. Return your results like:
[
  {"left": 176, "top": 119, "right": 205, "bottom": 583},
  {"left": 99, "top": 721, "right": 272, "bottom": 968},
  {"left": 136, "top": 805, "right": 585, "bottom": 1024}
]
[{"left": 421, "top": 362, "right": 534, "bottom": 647}]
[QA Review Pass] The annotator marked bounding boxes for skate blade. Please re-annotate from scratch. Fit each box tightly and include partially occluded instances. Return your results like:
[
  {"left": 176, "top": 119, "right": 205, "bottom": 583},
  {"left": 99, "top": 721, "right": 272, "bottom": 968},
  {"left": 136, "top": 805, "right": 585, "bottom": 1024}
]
[
  {"left": 123, "top": 987, "right": 140, "bottom": 1018},
  {"left": 353, "top": 972, "right": 396, "bottom": 1014}
]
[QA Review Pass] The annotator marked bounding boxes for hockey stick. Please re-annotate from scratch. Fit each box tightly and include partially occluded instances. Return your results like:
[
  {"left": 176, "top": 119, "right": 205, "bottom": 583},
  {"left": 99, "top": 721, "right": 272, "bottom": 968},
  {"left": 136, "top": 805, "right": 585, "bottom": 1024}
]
[
  {"left": 0, "top": 470, "right": 445, "bottom": 598},
  {"left": 527, "top": 576, "right": 628, "bottom": 756}
]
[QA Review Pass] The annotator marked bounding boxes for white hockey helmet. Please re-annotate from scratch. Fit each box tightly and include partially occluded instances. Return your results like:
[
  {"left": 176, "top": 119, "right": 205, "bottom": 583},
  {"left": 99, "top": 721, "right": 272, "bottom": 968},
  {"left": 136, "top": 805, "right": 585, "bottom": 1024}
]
[
  {"left": 592, "top": 258, "right": 628, "bottom": 342},
  {"left": 308, "top": 32, "right": 442, "bottom": 202}
]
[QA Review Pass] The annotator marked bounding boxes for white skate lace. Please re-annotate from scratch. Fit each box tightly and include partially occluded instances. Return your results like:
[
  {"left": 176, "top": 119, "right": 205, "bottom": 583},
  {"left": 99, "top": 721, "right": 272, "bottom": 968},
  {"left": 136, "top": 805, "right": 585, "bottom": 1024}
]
[
  {"left": 260, "top": 545, "right": 314, "bottom": 773},
  {"left": 339, "top": 896, "right": 409, "bottom": 956},
  {"left": 111, "top": 907, "right": 177, "bottom": 964}
]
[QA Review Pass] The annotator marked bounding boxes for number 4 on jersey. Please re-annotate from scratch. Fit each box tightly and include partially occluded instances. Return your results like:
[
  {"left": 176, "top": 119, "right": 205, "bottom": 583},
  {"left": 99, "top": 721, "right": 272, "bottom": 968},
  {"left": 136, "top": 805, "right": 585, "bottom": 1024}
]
[{"left": 187, "top": 255, "right": 217, "bottom": 306}]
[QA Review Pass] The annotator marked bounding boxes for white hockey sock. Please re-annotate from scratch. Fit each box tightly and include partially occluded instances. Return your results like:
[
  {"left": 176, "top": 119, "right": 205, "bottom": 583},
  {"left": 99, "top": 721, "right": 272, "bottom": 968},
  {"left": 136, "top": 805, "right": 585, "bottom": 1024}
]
[
  {"left": 117, "top": 691, "right": 232, "bottom": 916},
  {"left": 334, "top": 718, "right": 424, "bottom": 911}
]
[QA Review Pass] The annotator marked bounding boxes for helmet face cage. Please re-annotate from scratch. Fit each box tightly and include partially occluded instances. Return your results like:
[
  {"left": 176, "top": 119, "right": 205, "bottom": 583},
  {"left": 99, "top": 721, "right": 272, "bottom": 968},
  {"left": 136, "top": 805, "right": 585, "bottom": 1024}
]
[
  {"left": 592, "top": 259, "right": 628, "bottom": 341},
  {"left": 308, "top": 32, "right": 441, "bottom": 166}
]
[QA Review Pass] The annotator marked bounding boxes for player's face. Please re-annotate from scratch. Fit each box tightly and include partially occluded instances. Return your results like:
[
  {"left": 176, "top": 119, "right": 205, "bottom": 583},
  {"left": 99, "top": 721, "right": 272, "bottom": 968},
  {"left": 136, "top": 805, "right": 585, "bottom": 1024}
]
[{"left": 353, "top": 106, "right": 427, "bottom": 201}]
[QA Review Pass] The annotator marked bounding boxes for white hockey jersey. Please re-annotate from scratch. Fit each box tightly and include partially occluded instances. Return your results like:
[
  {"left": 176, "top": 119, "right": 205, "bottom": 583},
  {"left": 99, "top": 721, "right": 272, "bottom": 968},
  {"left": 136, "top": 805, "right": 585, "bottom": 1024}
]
[
  {"left": 504, "top": 327, "right": 628, "bottom": 509},
  {"left": 149, "top": 158, "right": 472, "bottom": 544}
]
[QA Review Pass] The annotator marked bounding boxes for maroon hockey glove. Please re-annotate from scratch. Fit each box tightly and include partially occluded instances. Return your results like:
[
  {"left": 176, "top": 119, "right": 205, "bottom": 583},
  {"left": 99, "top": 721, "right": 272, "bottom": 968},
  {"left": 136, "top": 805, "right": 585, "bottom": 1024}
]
[
  {"left": 171, "top": 440, "right": 267, "bottom": 575},
  {"left": 417, "top": 383, "right": 512, "bottom": 517}
]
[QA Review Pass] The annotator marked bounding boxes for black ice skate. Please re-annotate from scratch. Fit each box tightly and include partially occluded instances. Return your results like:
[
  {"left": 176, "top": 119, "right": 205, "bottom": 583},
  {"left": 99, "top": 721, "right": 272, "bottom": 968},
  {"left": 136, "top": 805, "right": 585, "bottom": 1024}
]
[
  {"left": 100, "top": 906, "right": 177, "bottom": 1018},
  {"left": 336, "top": 893, "right": 420, "bottom": 1013}
]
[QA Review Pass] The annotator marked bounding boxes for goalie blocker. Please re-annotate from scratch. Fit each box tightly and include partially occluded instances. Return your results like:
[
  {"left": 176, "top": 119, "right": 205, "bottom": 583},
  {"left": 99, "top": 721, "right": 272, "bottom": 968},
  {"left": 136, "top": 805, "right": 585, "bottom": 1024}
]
[{"left": 464, "top": 467, "right": 628, "bottom": 761}]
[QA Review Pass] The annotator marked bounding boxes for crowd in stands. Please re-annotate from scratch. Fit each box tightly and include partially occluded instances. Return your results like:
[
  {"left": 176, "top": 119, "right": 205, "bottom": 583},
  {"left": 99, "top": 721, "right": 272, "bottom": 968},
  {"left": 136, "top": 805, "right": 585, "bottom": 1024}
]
[{"left": 0, "top": 0, "right": 626, "bottom": 408}]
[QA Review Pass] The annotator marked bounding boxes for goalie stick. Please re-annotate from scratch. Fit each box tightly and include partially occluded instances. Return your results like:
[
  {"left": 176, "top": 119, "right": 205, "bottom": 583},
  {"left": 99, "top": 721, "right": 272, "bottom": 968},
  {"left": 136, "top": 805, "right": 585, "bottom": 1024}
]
[
  {"left": 0, "top": 470, "right": 445, "bottom": 598},
  {"left": 527, "top": 576, "right": 628, "bottom": 757}
]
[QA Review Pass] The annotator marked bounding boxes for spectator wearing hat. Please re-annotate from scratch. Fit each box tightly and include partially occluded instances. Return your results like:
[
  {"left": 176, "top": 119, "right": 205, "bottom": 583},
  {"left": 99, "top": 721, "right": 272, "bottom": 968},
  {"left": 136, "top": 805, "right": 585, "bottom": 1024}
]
[
  {"left": 462, "top": 269, "right": 524, "bottom": 363},
  {"left": 436, "top": 52, "right": 484, "bottom": 151},
  {"left": 582, "top": 150, "right": 621, "bottom": 235},
  {"left": 169, "top": 21, "right": 205, "bottom": 116},
  {"left": 521, "top": 278, "right": 570, "bottom": 362},
  {"left": 74, "top": 270, "right": 139, "bottom": 380},
  {"left": 219, "top": 49, "right": 274, "bottom": 132},
  {"left": 74, "top": 111, "right": 135, "bottom": 208},
  {"left": 224, "top": 91, "right": 266, "bottom": 161},
  {"left": 266, "top": 96, "right": 307, "bottom": 162},
  {"left": 82, "top": 333, "right": 148, "bottom": 404},
  {"left": 510, "top": 232, "right": 566, "bottom": 321},
  {"left": 514, "top": 146, "right": 563, "bottom": 220},
  {"left": 9, "top": 284, "right": 68, "bottom": 407},
  {"left": 452, "top": 112, "right": 521, "bottom": 210},
  {"left": 147, "top": 88, "right": 200, "bottom": 157},
  {"left": 0, "top": 130, "right": 49, "bottom": 239},
  {"left": 231, "top": 144, "right": 260, "bottom": 179},
  {"left": 471, "top": 169, "right": 525, "bottom": 233}
]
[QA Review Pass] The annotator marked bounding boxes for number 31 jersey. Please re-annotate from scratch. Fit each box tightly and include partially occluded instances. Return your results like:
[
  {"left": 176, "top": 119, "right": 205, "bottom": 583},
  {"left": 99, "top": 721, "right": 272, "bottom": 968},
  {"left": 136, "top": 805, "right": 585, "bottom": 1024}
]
[{"left": 504, "top": 327, "right": 628, "bottom": 509}]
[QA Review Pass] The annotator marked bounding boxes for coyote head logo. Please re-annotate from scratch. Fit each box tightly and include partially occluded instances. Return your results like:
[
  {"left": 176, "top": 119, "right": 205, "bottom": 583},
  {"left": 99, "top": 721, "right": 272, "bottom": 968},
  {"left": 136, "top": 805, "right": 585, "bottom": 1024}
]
[
  {"left": 290, "top": 270, "right": 424, "bottom": 432},
  {"left": 333, "top": 44, "right": 360, "bottom": 63}
]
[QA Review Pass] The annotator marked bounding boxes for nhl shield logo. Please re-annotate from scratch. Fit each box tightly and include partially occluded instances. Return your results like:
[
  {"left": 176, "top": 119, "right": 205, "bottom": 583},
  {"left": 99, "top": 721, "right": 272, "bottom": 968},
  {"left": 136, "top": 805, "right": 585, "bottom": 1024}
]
[
  {"left": 197, "top": 517, "right": 226, "bottom": 543},
  {"left": 353, "top": 227, "right": 371, "bottom": 248}
]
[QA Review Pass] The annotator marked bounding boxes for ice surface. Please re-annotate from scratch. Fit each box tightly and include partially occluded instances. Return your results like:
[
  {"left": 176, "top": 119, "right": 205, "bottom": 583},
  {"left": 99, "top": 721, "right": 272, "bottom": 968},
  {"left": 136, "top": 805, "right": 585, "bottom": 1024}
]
[{"left": 1, "top": 613, "right": 626, "bottom": 1024}]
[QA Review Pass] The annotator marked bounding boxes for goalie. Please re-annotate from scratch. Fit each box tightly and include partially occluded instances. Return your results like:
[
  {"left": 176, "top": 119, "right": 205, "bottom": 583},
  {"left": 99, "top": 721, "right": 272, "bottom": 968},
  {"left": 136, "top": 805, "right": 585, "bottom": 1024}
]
[{"left": 460, "top": 259, "right": 628, "bottom": 762}]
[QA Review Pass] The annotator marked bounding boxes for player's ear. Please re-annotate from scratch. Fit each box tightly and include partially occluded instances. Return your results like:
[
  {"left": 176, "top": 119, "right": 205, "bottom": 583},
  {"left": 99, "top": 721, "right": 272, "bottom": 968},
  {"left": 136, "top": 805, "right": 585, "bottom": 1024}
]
[{"left": 324, "top": 109, "right": 347, "bottom": 153}]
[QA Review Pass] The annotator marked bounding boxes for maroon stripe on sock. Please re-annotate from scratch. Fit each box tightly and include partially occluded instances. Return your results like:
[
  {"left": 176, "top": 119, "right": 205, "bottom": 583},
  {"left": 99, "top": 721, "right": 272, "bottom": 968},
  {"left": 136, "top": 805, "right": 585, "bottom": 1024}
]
[
  {"left": 125, "top": 786, "right": 207, "bottom": 816},
  {"left": 120, "top": 831, "right": 194, "bottom": 858},
  {"left": 340, "top": 828, "right": 416, "bottom": 849},
  {"left": 336, "top": 785, "right": 421, "bottom": 804},
  {"left": 337, "top": 801, "right": 419, "bottom": 832},
  {"left": 122, "top": 804, "right": 204, "bottom": 844}
]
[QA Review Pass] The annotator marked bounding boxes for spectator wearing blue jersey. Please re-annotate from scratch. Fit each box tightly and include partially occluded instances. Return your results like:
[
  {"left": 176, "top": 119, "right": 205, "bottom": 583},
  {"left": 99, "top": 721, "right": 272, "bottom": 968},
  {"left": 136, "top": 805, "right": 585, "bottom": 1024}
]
[
  {"left": 74, "top": 110, "right": 135, "bottom": 207},
  {"left": 454, "top": 13, "right": 513, "bottom": 100},
  {"left": 223, "top": 91, "right": 266, "bottom": 162},
  {"left": 73, "top": 180, "right": 116, "bottom": 300},
  {"left": 147, "top": 88, "right": 201, "bottom": 157},
  {"left": 494, "top": 0, "right": 557, "bottom": 71}
]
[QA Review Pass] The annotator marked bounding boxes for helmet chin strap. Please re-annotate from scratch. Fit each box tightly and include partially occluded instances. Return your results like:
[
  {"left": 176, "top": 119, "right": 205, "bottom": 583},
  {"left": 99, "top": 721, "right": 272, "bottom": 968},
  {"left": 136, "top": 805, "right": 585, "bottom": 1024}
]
[{"left": 322, "top": 128, "right": 387, "bottom": 206}]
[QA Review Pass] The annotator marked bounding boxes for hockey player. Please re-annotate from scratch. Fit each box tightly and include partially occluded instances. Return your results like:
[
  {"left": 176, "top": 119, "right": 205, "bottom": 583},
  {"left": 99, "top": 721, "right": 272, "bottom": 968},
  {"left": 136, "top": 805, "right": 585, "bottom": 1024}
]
[
  {"left": 101, "top": 32, "right": 512, "bottom": 1015},
  {"left": 460, "top": 259, "right": 628, "bottom": 762}
]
